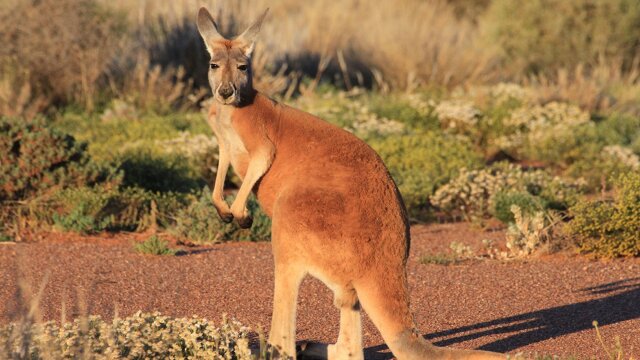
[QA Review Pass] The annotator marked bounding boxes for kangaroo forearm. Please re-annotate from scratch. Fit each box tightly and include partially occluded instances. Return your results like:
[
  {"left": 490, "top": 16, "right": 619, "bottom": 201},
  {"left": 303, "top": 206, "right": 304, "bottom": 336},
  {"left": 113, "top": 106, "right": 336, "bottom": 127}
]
[
  {"left": 230, "top": 149, "right": 272, "bottom": 215},
  {"left": 212, "top": 152, "right": 230, "bottom": 202}
]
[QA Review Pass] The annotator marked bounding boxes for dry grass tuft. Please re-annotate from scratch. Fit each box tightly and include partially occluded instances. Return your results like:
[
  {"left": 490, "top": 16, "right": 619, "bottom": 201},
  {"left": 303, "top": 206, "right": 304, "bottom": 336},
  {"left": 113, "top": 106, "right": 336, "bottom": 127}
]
[
  {"left": 524, "top": 57, "right": 640, "bottom": 114},
  {"left": 0, "top": 0, "right": 126, "bottom": 111}
]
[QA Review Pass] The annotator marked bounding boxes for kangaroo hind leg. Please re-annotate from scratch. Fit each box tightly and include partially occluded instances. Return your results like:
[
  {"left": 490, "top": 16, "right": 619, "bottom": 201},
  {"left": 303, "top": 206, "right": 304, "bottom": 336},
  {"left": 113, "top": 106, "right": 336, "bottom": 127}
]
[
  {"left": 328, "top": 285, "right": 364, "bottom": 360},
  {"left": 269, "top": 262, "right": 305, "bottom": 359}
]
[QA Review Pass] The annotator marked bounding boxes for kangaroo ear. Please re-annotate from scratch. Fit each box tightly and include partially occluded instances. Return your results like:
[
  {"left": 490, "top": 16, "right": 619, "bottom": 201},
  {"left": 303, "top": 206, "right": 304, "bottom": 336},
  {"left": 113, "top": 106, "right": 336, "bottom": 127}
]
[
  {"left": 197, "top": 7, "right": 224, "bottom": 53},
  {"left": 236, "top": 8, "right": 269, "bottom": 57}
]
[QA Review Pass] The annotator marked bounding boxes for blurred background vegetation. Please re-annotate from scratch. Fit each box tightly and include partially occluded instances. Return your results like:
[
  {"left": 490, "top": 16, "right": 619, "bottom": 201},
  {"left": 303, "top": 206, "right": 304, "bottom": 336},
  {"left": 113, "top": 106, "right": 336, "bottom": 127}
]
[{"left": 1, "top": 0, "right": 639, "bottom": 258}]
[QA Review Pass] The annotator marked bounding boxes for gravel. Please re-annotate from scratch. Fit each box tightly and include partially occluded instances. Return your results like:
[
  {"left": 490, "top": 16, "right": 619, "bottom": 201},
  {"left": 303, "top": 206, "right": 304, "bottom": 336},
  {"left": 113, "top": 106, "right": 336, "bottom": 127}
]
[{"left": 1, "top": 223, "right": 638, "bottom": 359}]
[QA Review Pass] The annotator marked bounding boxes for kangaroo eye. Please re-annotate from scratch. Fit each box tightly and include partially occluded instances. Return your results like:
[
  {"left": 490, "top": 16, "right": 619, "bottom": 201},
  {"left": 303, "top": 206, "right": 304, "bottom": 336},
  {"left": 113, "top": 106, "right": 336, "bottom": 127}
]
[
  {"left": 237, "top": 64, "right": 248, "bottom": 71},
  {"left": 210, "top": 63, "right": 219, "bottom": 69}
]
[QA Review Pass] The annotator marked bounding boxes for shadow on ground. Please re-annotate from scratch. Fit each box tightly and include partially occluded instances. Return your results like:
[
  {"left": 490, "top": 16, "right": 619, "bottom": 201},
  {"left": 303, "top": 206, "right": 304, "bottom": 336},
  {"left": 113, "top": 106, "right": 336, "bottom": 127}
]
[{"left": 364, "top": 277, "right": 640, "bottom": 359}]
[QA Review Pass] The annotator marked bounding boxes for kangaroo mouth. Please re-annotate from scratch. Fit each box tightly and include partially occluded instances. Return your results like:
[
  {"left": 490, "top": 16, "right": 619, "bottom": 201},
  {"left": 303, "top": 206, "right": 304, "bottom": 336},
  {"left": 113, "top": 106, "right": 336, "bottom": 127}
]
[
  {"left": 215, "top": 83, "right": 239, "bottom": 105},
  {"left": 215, "top": 94, "right": 238, "bottom": 105}
]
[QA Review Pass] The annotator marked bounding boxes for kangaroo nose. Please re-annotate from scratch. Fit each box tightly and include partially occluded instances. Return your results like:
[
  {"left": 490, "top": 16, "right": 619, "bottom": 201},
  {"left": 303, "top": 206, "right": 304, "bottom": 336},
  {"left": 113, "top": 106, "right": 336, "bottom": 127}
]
[{"left": 218, "top": 85, "right": 234, "bottom": 99}]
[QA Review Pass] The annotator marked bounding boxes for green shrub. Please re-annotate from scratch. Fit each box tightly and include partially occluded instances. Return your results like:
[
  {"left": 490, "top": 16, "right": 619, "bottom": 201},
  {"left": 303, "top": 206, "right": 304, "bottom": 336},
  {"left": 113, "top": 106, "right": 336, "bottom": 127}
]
[
  {"left": 505, "top": 204, "right": 551, "bottom": 257},
  {"left": 0, "top": 312, "right": 258, "bottom": 359},
  {"left": 119, "top": 150, "right": 204, "bottom": 194},
  {"left": 566, "top": 143, "right": 640, "bottom": 190},
  {"left": 368, "top": 93, "right": 440, "bottom": 130},
  {"left": 598, "top": 113, "right": 640, "bottom": 147},
  {"left": 491, "top": 190, "right": 544, "bottom": 224},
  {"left": 570, "top": 172, "right": 640, "bottom": 257},
  {"left": 370, "top": 132, "right": 481, "bottom": 218},
  {"left": 482, "top": 0, "right": 640, "bottom": 73},
  {"left": 170, "top": 188, "right": 271, "bottom": 244},
  {"left": 0, "top": 116, "right": 117, "bottom": 201},
  {"left": 494, "top": 102, "right": 592, "bottom": 164},
  {"left": 57, "top": 111, "right": 218, "bottom": 191},
  {"left": 433, "top": 99, "right": 483, "bottom": 139},
  {"left": 56, "top": 111, "right": 211, "bottom": 162},
  {"left": 419, "top": 253, "right": 458, "bottom": 266},
  {"left": 432, "top": 162, "right": 582, "bottom": 221},
  {"left": 51, "top": 186, "right": 180, "bottom": 234},
  {"left": 0, "top": 227, "right": 10, "bottom": 242},
  {"left": 487, "top": 107, "right": 639, "bottom": 189},
  {"left": 133, "top": 235, "right": 176, "bottom": 256},
  {"left": 52, "top": 202, "right": 114, "bottom": 234}
]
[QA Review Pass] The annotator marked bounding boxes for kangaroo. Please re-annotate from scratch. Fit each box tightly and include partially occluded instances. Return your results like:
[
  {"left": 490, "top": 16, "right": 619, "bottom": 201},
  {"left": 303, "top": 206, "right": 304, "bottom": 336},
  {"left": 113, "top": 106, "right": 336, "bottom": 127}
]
[{"left": 196, "top": 7, "right": 505, "bottom": 360}]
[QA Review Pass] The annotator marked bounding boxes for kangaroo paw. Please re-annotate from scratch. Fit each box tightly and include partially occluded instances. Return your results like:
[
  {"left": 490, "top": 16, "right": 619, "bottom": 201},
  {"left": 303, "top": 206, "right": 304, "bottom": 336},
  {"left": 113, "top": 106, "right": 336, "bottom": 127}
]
[
  {"left": 237, "top": 215, "right": 253, "bottom": 229},
  {"left": 218, "top": 211, "right": 234, "bottom": 223}
]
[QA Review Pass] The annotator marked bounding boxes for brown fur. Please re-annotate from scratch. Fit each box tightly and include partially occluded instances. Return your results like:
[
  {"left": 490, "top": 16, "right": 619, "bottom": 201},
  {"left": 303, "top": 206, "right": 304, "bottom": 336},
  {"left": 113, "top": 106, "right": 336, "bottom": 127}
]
[{"left": 197, "top": 7, "right": 505, "bottom": 360}]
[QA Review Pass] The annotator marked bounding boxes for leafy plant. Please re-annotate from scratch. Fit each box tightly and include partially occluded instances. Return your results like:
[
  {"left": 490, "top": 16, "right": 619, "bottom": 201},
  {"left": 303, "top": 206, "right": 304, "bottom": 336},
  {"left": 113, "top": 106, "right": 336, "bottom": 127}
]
[
  {"left": 0, "top": 221, "right": 11, "bottom": 242},
  {"left": 419, "top": 253, "right": 458, "bottom": 266},
  {"left": 52, "top": 201, "right": 114, "bottom": 235},
  {"left": 505, "top": 205, "right": 550, "bottom": 258},
  {"left": 370, "top": 131, "right": 482, "bottom": 218},
  {"left": 432, "top": 162, "right": 581, "bottom": 222},
  {"left": 420, "top": 242, "right": 473, "bottom": 265},
  {"left": 570, "top": 172, "right": 640, "bottom": 257},
  {"left": 0, "top": 116, "right": 116, "bottom": 201},
  {"left": 491, "top": 190, "right": 545, "bottom": 224},
  {"left": 567, "top": 144, "right": 640, "bottom": 190},
  {"left": 169, "top": 188, "right": 271, "bottom": 244},
  {"left": 368, "top": 93, "right": 439, "bottom": 130},
  {"left": 51, "top": 186, "right": 181, "bottom": 234},
  {"left": 119, "top": 150, "right": 204, "bottom": 194},
  {"left": 494, "top": 102, "right": 592, "bottom": 164},
  {"left": 133, "top": 235, "right": 176, "bottom": 256},
  {"left": 0, "top": 312, "right": 261, "bottom": 359}
]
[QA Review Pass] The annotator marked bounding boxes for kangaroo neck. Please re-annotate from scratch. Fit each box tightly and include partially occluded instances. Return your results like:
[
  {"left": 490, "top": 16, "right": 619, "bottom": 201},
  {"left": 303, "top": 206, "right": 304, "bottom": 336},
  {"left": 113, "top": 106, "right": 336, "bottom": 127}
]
[{"left": 214, "top": 88, "right": 260, "bottom": 123}]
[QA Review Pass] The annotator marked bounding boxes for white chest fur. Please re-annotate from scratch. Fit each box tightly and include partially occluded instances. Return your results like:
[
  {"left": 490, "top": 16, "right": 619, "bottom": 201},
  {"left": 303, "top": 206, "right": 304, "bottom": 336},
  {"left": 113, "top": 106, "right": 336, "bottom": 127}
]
[{"left": 212, "top": 105, "right": 249, "bottom": 177}]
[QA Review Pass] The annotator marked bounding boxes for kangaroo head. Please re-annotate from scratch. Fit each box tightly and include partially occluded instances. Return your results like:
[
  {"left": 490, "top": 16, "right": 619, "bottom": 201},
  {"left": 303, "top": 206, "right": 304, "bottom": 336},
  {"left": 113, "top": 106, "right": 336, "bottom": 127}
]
[{"left": 196, "top": 7, "right": 268, "bottom": 106}]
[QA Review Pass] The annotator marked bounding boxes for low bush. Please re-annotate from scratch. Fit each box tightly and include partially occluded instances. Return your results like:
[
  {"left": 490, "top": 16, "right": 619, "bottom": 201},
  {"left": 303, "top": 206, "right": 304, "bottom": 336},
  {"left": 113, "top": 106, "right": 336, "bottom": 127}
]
[
  {"left": 491, "top": 190, "right": 544, "bottom": 224},
  {"left": 419, "top": 253, "right": 459, "bottom": 266},
  {"left": 169, "top": 188, "right": 271, "bottom": 244},
  {"left": 368, "top": 93, "right": 440, "bottom": 131},
  {"left": 0, "top": 312, "right": 257, "bottom": 359},
  {"left": 433, "top": 99, "right": 482, "bottom": 139},
  {"left": 292, "top": 92, "right": 408, "bottom": 140},
  {"left": 570, "top": 172, "right": 640, "bottom": 258},
  {"left": 50, "top": 186, "right": 186, "bottom": 234},
  {"left": 0, "top": 220, "right": 11, "bottom": 242},
  {"left": 569, "top": 150, "right": 640, "bottom": 191},
  {"left": 119, "top": 150, "right": 204, "bottom": 194},
  {"left": 133, "top": 235, "right": 176, "bottom": 256},
  {"left": 505, "top": 205, "right": 550, "bottom": 258},
  {"left": 495, "top": 102, "right": 592, "bottom": 164},
  {"left": 0, "top": 116, "right": 117, "bottom": 201},
  {"left": 56, "top": 111, "right": 211, "bottom": 162},
  {"left": 431, "top": 162, "right": 582, "bottom": 222},
  {"left": 370, "top": 131, "right": 482, "bottom": 218},
  {"left": 57, "top": 111, "right": 218, "bottom": 191}
]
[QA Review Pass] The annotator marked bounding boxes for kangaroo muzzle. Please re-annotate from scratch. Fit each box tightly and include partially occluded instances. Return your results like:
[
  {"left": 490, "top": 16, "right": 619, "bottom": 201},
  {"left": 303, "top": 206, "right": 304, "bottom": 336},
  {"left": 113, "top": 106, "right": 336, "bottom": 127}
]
[{"left": 216, "top": 83, "right": 237, "bottom": 104}]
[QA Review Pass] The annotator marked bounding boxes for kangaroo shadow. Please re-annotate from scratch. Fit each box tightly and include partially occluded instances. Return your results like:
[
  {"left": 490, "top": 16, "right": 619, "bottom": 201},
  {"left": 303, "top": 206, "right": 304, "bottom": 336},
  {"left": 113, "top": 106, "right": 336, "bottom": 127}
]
[{"left": 364, "top": 277, "right": 640, "bottom": 359}]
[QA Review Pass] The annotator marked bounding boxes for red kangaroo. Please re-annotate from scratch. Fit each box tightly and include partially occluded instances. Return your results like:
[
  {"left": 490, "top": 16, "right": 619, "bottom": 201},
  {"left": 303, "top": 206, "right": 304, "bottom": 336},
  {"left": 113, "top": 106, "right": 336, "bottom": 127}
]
[{"left": 196, "top": 7, "right": 505, "bottom": 360}]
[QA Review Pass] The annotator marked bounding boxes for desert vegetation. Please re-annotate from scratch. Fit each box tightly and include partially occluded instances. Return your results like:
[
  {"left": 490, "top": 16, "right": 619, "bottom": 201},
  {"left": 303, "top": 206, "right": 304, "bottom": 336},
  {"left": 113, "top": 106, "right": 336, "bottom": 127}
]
[
  {"left": 0, "top": 0, "right": 638, "bottom": 259},
  {"left": 1, "top": 0, "right": 640, "bottom": 357}
]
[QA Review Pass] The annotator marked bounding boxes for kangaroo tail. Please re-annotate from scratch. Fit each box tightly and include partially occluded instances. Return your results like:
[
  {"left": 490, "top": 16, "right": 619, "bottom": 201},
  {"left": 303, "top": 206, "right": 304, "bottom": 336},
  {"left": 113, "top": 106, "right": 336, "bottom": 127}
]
[{"left": 355, "top": 267, "right": 505, "bottom": 360}]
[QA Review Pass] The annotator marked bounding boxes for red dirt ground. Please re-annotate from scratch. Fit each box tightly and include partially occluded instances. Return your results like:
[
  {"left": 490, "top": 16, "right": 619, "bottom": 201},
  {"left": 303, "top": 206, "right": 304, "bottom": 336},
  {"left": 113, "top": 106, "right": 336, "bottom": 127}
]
[{"left": 1, "top": 223, "right": 639, "bottom": 359}]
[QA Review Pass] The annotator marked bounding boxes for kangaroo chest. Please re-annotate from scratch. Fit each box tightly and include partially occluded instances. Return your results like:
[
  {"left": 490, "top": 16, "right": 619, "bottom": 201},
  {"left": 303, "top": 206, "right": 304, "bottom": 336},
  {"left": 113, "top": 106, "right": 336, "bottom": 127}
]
[{"left": 213, "top": 107, "right": 250, "bottom": 179}]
